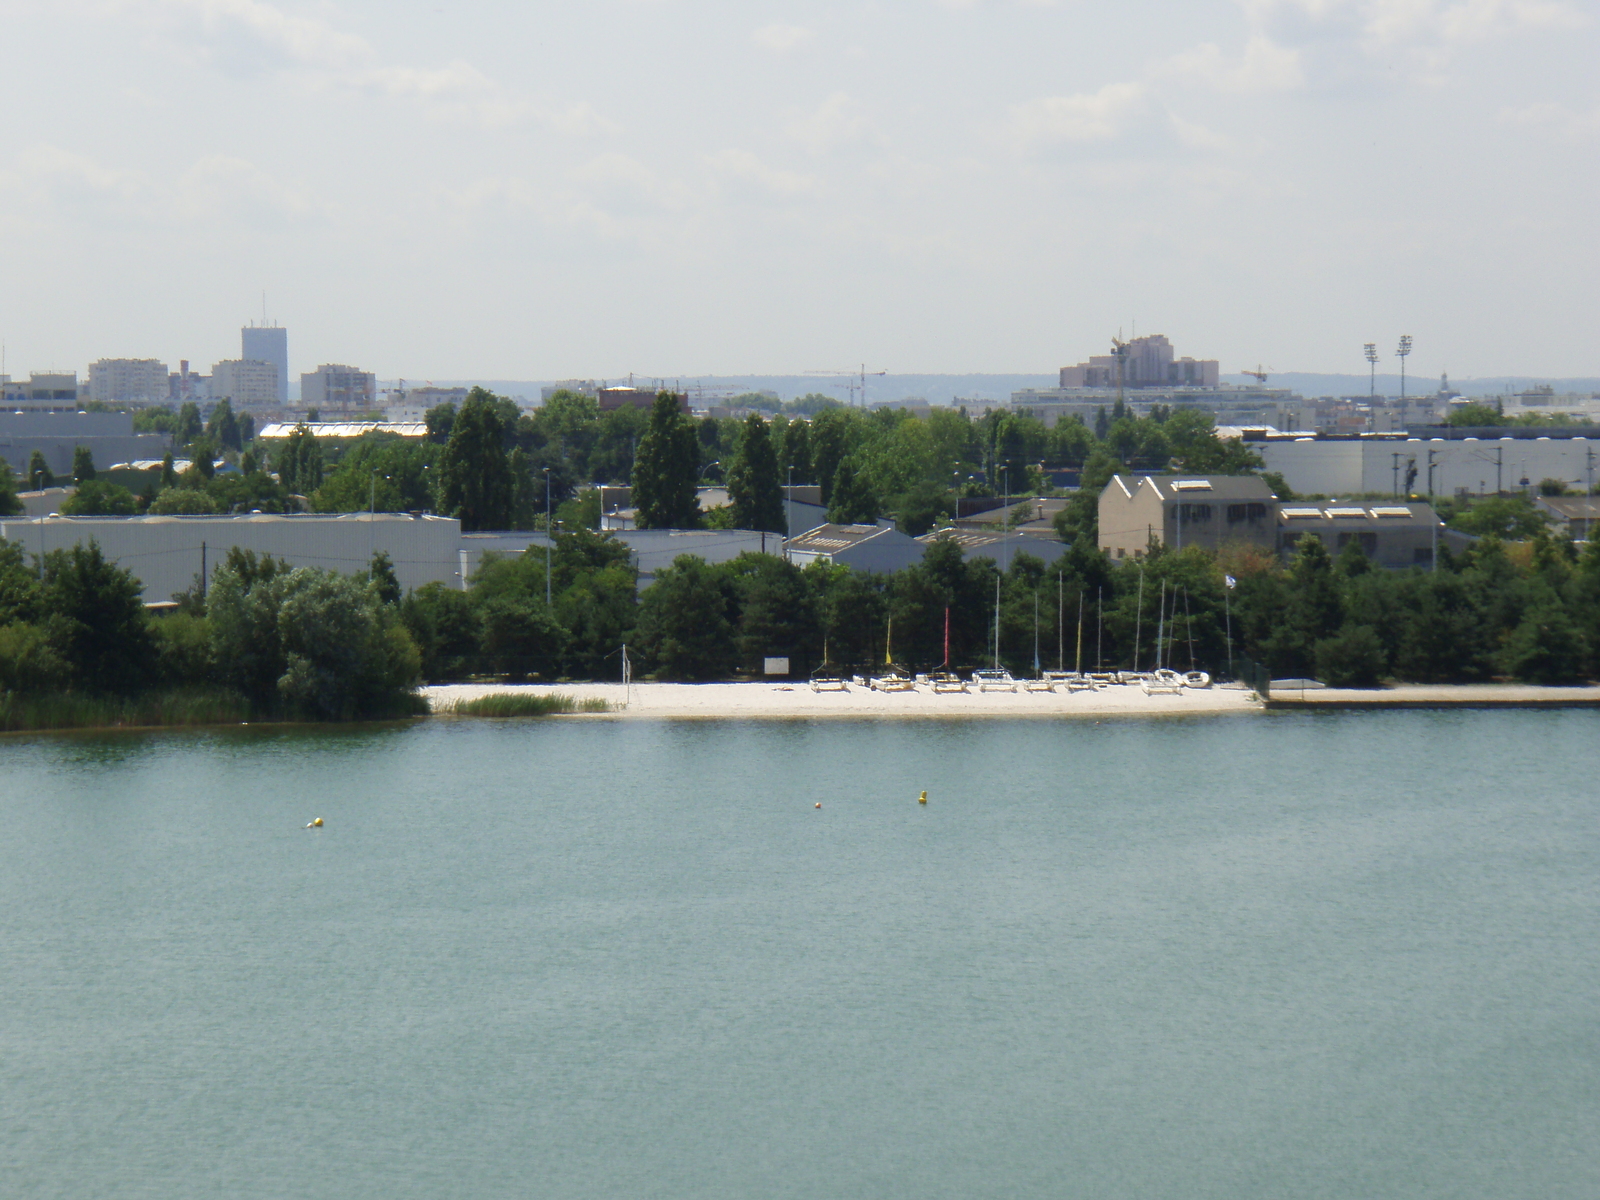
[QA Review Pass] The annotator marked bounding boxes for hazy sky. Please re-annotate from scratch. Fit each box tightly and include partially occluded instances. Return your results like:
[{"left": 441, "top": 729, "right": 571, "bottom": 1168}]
[{"left": 2, "top": 0, "right": 1595, "bottom": 383}]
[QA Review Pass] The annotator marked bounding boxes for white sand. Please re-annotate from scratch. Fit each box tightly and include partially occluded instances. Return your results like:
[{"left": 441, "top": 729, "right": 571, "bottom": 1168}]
[{"left": 423, "top": 679, "right": 1264, "bottom": 720}]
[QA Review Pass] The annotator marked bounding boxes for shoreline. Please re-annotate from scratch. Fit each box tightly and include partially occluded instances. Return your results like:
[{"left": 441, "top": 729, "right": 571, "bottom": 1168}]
[
  {"left": 424, "top": 680, "right": 1266, "bottom": 720},
  {"left": 5, "top": 681, "right": 1597, "bottom": 737}
]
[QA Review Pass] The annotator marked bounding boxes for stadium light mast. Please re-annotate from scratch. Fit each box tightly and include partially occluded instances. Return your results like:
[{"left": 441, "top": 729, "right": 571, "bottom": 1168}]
[
  {"left": 1364, "top": 343, "right": 1379, "bottom": 399},
  {"left": 1396, "top": 335, "right": 1413, "bottom": 401}
]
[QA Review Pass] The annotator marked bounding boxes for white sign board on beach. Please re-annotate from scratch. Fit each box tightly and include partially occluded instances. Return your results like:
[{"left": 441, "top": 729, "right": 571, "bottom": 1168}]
[{"left": 763, "top": 658, "right": 790, "bottom": 676}]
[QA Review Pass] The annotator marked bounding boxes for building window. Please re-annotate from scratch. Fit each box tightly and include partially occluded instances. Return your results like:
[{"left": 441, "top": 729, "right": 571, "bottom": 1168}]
[
  {"left": 1413, "top": 546, "right": 1433, "bottom": 565},
  {"left": 1226, "top": 502, "right": 1268, "bottom": 523},
  {"left": 1174, "top": 503, "right": 1213, "bottom": 522}
]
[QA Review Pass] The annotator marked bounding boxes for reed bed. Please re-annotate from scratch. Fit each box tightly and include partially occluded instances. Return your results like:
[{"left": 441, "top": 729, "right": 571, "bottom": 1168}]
[
  {"left": 446, "top": 692, "right": 613, "bottom": 718},
  {"left": 0, "top": 689, "right": 252, "bottom": 733}
]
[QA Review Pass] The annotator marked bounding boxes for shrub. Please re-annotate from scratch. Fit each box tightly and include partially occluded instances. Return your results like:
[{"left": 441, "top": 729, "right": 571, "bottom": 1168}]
[{"left": 1313, "top": 623, "right": 1387, "bottom": 688}]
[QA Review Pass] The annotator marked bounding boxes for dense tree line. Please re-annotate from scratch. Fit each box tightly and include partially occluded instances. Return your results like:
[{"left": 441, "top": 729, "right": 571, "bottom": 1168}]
[
  {"left": 0, "top": 539, "right": 422, "bottom": 720},
  {"left": 394, "top": 520, "right": 1600, "bottom": 687}
]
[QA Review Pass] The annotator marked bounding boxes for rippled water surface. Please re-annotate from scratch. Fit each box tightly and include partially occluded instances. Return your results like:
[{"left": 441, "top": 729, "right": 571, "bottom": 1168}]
[{"left": 2, "top": 711, "right": 1597, "bottom": 1199}]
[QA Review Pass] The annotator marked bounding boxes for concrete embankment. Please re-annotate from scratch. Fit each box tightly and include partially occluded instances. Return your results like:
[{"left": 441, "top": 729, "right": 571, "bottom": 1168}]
[{"left": 1266, "top": 684, "right": 1600, "bottom": 709}]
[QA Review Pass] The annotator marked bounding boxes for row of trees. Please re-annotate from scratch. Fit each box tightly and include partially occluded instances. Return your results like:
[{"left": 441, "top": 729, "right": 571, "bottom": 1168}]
[
  {"left": 3, "top": 518, "right": 1596, "bottom": 721},
  {"left": 395, "top": 521, "right": 1600, "bottom": 687}
]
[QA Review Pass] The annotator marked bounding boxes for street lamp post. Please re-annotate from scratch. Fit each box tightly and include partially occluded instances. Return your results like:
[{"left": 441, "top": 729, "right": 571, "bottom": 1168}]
[{"left": 543, "top": 467, "right": 552, "bottom": 607}]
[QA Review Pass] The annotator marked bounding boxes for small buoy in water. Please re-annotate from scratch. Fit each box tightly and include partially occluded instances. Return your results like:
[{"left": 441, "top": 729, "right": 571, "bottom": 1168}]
[
  {"left": 306, "top": 817, "right": 323, "bottom": 828},
  {"left": 918, "top": 790, "right": 927, "bottom": 805},
  {"left": 815, "top": 802, "right": 822, "bottom": 809}
]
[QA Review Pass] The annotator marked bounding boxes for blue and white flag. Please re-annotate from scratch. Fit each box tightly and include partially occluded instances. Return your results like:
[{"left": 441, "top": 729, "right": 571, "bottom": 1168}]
[{"left": 1224, "top": 574, "right": 1237, "bottom": 589}]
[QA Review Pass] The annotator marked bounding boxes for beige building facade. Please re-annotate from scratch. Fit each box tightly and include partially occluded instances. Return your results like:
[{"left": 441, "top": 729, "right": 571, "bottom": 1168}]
[{"left": 1098, "top": 474, "right": 1279, "bottom": 560}]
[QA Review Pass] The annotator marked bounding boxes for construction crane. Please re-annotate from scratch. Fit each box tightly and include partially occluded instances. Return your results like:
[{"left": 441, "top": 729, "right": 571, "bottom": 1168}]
[
  {"left": 1241, "top": 364, "right": 1271, "bottom": 385},
  {"left": 805, "top": 364, "right": 887, "bottom": 408}
]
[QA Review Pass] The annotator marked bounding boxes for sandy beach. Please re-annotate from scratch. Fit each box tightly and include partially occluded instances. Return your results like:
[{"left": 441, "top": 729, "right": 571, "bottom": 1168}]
[{"left": 423, "top": 679, "right": 1265, "bottom": 719}]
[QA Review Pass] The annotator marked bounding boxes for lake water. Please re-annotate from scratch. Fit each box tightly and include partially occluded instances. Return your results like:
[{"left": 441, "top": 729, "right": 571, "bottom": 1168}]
[{"left": 2, "top": 711, "right": 1597, "bottom": 1199}]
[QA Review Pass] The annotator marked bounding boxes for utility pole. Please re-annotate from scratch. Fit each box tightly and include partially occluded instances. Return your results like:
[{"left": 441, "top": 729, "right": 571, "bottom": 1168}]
[{"left": 543, "top": 467, "right": 552, "bottom": 607}]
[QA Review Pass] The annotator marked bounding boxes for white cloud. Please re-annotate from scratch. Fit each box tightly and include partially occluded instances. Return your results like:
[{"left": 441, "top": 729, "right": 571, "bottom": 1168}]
[
  {"left": 1238, "top": 0, "right": 1587, "bottom": 47},
  {"left": 104, "top": 0, "right": 616, "bottom": 133},
  {"left": 1500, "top": 101, "right": 1600, "bottom": 142},
  {"left": 705, "top": 149, "right": 816, "bottom": 197},
  {"left": 1164, "top": 35, "right": 1304, "bottom": 92},
  {"left": 787, "top": 93, "right": 875, "bottom": 154},
  {"left": 752, "top": 23, "right": 813, "bottom": 52},
  {"left": 1008, "top": 82, "right": 1147, "bottom": 147}
]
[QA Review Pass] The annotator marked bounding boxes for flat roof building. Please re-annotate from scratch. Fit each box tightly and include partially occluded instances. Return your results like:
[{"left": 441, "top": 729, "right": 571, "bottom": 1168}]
[
  {"left": 597, "top": 387, "right": 688, "bottom": 413},
  {"left": 1277, "top": 503, "right": 1454, "bottom": 570},
  {"left": 302, "top": 364, "right": 377, "bottom": 414},
  {"left": 785, "top": 522, "right": 926, "bottom": 574},
  {"left": 242, "top": 325, "right": 289, "bottom": 404},
  {"left": 0, "top": 512, "right": 463, "bottom": 601},
  {"left": 88, "top": 359, "right": 170, "bottom": 404},
  {"left": 211, "top": 359, "right": 280, "bottom": 408}
]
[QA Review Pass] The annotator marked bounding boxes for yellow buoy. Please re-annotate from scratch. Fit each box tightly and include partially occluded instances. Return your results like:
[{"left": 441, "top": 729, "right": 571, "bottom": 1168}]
[
  {"left": 815, "top": 802, "right": 822, "bottom": 809},
  {"left": 918, "top": 791, "right": 927, "bottom": 805},
  {"left": 306, "top": 817, "right": 323, "bottom": 828}
]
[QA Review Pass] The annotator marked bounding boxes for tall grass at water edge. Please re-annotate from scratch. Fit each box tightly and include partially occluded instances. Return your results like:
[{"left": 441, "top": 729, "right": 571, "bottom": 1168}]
[
  {"left": 0, "top": 688, "right": 252, "bottom": 732},
  {"left": 446, "top": 693, "right": 614, "bottom": 717}
]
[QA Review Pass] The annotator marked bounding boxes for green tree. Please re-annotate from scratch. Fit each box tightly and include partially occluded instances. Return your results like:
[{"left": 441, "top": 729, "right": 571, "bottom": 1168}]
[
  {"left": 635, "top": 554, "right": 736, "bottom": 679},
  {"left": 722, "top": 553, "right": 818, "bottom": 673},
  {"left": 425, "top": 401, "right": 457, "bottom": 444},
  {"left": 206, "top": 399, "right": 242, "bottom": 452},
  {"left": 133, "top": 406, "right": 177, "bottom": 435},
  {"left": 400, "top": 582, "right": 481, "bottom": 681},
  {"left": 438, "top": 388, "right": 513, "bottom": 532},
  {"left": 777, "top": 416, "right": 812, "bottom": 484},
  {"left": 1500, "top": 590, "right": 1586, "bottom": 683},
  {"left": 311, "top": 434, "right": 440, "bottom": 514},
  {"left": 60, "top": 480, "right": 137, "bottom": 516},
  {"left": 1446, "top": 494, "right": 1549, "bottom": 539},
  {"left": 276, "top": 424, "right": 324, "bottom": 496},
  {"left": 1314, "top": 624, "right": 1387, "bottom": 687},
  {"left": 1446, "top": 403, "right": 1505, "bottom": 427},
  {"left": 809, "top": 408, "right": 859, "bottom": 505},
  {"left": 477, "top": 596, "right": 566, "bottom": 681},
  {"left": 175, "top": 401, "right": 203, "bottom": 447},
  {"left": 0, "top": 622, "right": 68, "bottom": 694},
  {"left": 71, "top": 445, "right": 97, "bottom": 483},
  {"left": 633, "top": 392, "right": 701, "bottom": 529},
  {"left": 827, "top": 456, "right": 881, "bottom": 524},
  {"left": 40, "top": 539, "right": 155, "bottom": 693},
  {"left": 209, "top": 553, "right": 421, "bottom": 716},
  {"left": 147, "top": 488, "right": 220, "bottom": 515},
  {"left": 726, "top": 414, "right": 786, "bottom": 533},
  {"left": 0, "top": 460, "right": 23, "bottom": 516},
  {"left": 369, "top": 551, "right": 401, "bottom": 606},
  {"left": 0, "top": 537, "right": 42, "bottom": 624},
  {"left": 1053, "top": 450, "right": 1121, "bottom": 546},
  {"left": 27, "top": 450, "right": 55, "bottom": 490}
]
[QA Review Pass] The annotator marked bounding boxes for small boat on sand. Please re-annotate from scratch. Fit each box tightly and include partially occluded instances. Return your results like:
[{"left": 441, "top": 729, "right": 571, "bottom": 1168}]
[{"left": 971, "top": 668, "right": 1018, "bottom": 693}]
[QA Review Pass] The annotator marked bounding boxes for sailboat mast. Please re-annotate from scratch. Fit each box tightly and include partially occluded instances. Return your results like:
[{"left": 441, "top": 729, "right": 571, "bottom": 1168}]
[{"left": 1075, "top": 590, "right": 1084, "bottom": 674}]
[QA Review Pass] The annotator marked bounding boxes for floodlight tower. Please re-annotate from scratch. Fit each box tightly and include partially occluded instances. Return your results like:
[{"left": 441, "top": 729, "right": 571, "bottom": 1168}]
[
  {"left": 1396, "top": 335, "right": 1413, "bottom": 401},
  {"left": 1364, "top": 343, "right": 1379, "bottom": 398}
]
